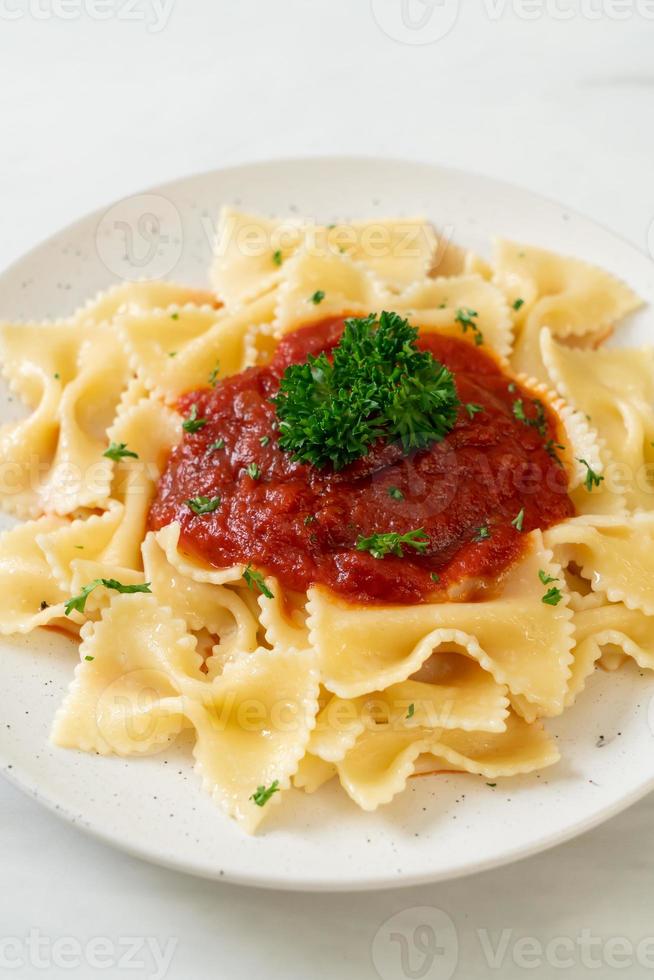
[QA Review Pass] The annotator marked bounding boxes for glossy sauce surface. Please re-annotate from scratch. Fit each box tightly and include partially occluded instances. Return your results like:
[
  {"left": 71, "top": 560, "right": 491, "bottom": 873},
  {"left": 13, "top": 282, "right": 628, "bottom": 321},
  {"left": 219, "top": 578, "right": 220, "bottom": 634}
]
[{"left": 149, "top": 318, "right": 574, "bottom": 603}]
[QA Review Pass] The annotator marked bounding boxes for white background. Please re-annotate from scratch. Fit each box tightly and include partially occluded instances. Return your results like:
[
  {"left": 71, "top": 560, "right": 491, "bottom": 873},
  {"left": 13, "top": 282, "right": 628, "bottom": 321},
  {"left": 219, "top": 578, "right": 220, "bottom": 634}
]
[{"left": 1, "top": 3, "right": 654, "bottom": 978}]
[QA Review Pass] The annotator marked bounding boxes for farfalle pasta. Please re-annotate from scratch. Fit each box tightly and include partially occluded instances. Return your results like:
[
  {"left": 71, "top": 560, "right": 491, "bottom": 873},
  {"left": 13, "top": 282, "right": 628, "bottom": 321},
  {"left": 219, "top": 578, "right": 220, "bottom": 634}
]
[{"left": 0, "top": 209, "right": 650, "bottom": 833}]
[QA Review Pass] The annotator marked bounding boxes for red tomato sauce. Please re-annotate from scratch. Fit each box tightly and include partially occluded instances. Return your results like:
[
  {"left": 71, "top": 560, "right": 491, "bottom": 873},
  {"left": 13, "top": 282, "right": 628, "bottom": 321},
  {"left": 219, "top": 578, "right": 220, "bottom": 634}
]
[{"left": 148, "top": 317, "right": 574, "bottom": 604}]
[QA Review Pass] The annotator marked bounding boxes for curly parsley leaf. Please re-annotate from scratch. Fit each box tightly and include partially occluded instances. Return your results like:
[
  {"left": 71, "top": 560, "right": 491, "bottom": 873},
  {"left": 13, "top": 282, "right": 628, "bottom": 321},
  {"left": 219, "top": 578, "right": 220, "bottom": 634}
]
[
  {"left": 182, "top": 403, "right": 208, "bottom": 433},
  {"left": 455, "top": 307, "right": 483, "bottom": 346},
  {"left": 243, "top": 564, "right": 274, "bottom": 598},
  {"left": 65, "top": 579, "right": 152, "bottom": 616},
  {"left": 186, "top": 495, "right": 221, "bottom": 515},
  {"left": 103, "top": 442, "right": 139, "bottom": 462},
  {"left": 577, "top": 458, "right": 604, "bottom": 492},
  {"left": 250, "top": 780, "right": 280, "bottom": 807},
  {"left": 272, "top": 312, "right": 460, "bottom": 470},
  {"left": 356, "top": 528, "right": 429, "bottom": 560}
]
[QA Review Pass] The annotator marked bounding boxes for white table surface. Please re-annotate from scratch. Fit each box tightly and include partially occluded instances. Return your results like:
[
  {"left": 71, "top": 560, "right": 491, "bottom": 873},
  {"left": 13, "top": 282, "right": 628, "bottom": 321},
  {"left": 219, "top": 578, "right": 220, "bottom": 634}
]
[{"left": 2, "top": 5, "right": 654, "bottom": 978}]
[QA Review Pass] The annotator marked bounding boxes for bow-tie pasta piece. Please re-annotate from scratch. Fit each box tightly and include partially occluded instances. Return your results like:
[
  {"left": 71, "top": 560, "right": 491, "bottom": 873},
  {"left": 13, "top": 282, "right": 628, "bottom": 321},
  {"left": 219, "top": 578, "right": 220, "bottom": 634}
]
[
  {"left": 101, "top": 398, "right": 182, "bottom": 570},
  {"left": 142, "top": 530, "right": 258, "bottom": 664},
  {"left": 544, "top": 513, "right": 654, "bottom": 615},
  {"left": 392, "top": 275, "right": 513, "bottom": 358},
  {"left": 308, "top": 654, "right": 510, "bottom": 766},
  {"left": 185, "top": 645, "right": 320, "bottom": 833},
  {"left": 273, "top": 248, "right": 387, "bottom": 335},
  {"left": 494, "top": 240, "right": 642, "bottom": 382},
  {"left": 308, "top": 530, "right": 573, "bottom": 718},
  {"left": 51, "top": 594, "right": 203, "bottom": 755},
  {"left": 0, "top": 515, "right": 76, "bottom": 634},
  {"left": 36, "top": 503, "right": 125, "bottom": 592},
  {"left": 335, "top": 712, "right": 558, "bottom": 811},
  {"left": 541, "top": 328, "right": 654, "bottom": 512}
]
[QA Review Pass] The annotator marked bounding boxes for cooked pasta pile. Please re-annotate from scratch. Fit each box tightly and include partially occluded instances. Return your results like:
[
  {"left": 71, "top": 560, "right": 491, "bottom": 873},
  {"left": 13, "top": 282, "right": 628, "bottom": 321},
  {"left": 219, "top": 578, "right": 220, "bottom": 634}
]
[{"left": 0, "top": 209, "right": 650, "bottom": 833}]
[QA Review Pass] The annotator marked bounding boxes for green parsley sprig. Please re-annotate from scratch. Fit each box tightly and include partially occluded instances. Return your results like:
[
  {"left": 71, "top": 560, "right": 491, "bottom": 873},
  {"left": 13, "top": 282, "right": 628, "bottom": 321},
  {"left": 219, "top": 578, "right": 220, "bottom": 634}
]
[
  {"left": 273, "top": 312, "right": 460, "bottom": 470},
  {"left": 250, "top": 780, "right": 280, "bottom": 806},
  {"left": 186, "top": 495, "right": 221, "bottom": 515},
  {"left": 182, "top": 404, "right": 208, "bottom": 434},
  {"left": 455, "top": 307, "right": 483, "bottom": 346},
  {"left": 243, "top": 564, "right": 274, "bottom": 598},
  {"left": 103, "top": 442, "right": 139, "bottom": 462},
  {"left": 577, "top": 458, "right": 604, "bottom": 492},
  {"left": 356, "top": 528, "right": 428, "bottom": 560},
  {"left": 65, "top": 579, "right": 152, "bottom": 616}
]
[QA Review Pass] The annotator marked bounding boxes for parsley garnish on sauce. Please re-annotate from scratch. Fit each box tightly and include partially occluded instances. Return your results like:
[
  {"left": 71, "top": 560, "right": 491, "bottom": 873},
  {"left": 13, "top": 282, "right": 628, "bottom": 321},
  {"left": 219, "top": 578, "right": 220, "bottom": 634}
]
[
  {"left": 65, "top": 579, "right": 152, "bottom": 616},
  {"left": 250, "top": 780, "right": 280, "bottom": 806},
  {"left": 455, "top": 307, "right": 484, "bottom": 346},
  {"left": 473, "top": 524, "right": 491, "bottom": 543},
  {"left": 272, "top": 312, "right": 459, "bottom": 471},
  {"left": 577, "top": 458, "right": 604, "bottom": 492},
  {"left": 259, "top": 435, "right": 271, "bottom": 447},
  {"left": 465, "top": 403, "right": 484, "bottom": 419},
  {"left": 388, "top": 486, "right": 404, "bottom": 501},
  {"left": 207, "top": 438, "right": 225, "bottom": 453},
  {"left": 356, "top": 529, "right": 429, "bottom": 560},
  {"left": 243, "top": 564, "right": 274, "bottom": 599},
  {"left": 511, "top": 508, "right": 525, "bottom": 532},
  {"left": 246, "top": 462, "right": 261, "bottom": 480},
  {"left": 513, "top": 398, "right": 547, "bottom": 437},
  {"left": 103, "top": 442, "right": 139, "bottom": 462},
  {"left": 186, "top": 495, "right": 221, "bottom": 515},
  {"left": 182, "top": 404, "right": 208, "bottom": 433}
]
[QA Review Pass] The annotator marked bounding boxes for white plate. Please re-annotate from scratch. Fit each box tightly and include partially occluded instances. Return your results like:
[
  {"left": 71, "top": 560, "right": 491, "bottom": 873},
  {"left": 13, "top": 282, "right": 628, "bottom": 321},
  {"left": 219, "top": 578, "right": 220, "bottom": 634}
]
[{"left": 2, "top": 158, "right": 654, "bottom": 892}]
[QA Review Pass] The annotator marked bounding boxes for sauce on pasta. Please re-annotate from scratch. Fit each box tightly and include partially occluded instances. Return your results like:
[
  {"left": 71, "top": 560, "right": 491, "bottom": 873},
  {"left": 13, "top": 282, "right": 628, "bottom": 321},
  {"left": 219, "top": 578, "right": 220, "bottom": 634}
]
[{"left": 148, "top": 317, "right": 575, "bottom": 604}]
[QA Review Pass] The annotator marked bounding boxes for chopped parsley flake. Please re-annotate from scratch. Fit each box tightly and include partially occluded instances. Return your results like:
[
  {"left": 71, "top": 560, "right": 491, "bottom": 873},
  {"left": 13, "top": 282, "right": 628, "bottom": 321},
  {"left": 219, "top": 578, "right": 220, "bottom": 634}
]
[
  {"left": 430, "top": 571, "right": 440, "bottom": 583},
  {"left": 511, "top": 508, "right": 525, "bottom": 532},
  {"left": 208, "top": 361, "right": 220, "bottom": 387},
  {"left": 513, "top": 398, "right": 547, "bottom": 437},
  {"left": 356, "top": 528, "right": 428, "bottom": 560},
  {"left": 508, "top": 382, "right": 516, "bottom": 393},
  {"left": 182, "top": 404, "right": 208, "bottom": 433},
  {"left": 186, "top": 495, "right": 221, "bottom": 515},
  {"left": 310, "top": 290, "right": 325, "bottom": 305},
  {"left": 455, "top": 307, "right": 483, "bottom": 346},
  {"left": 65, "top": 579, "right": 152, "bottom": 616},
  {"left": 473, "top": 524, "right": 491, "bottom": 543},
  {"left": 545, "top": 439, "right": 566, "bottom": 466},
  {"left": 103, "top": 441, "right": 139, "bottom": 462},
  {"left": 272, "top": 249, "right": 283, "bottom": 267},
  {"left": 577, "top": 458, "right": 604, "bottom": 492},
  {"left": 542, "top": 585, "right": 563, "bottom": 606},
  {"left": 246, "top": 462, "right": 261, "bottom": 480},
  {"left": 207, "top": 437, "right": 225, "bottom": 453},
  {"left": 388, "top": 486, "right": 404, "bottom": 501},
  {"left": 84, "top": 655, "right": 94, "bottom": 662},
  {"left": 54, "top": 372, "right": 60, "bottom": 380},
  {"left": 273, "top": 312, "right": 460, "bottom": 470},
  {"left": 259, "top": 435, "right": 271, "bottom": 447},
  {"left": 171, "top": 312, "right": 179, "bottom": 320},
  {"left": 539, "top": 569, "right": 558, "bottom": 585},
  {"left": 512, "top": 298, "right": 525, "bottom": 311},
  {"left": 168, "top": 351, "right": 177, "bottom": 358},
  {"left": 303, "top": 514, "right": 316, "bottom": 525},
  {"left": 406, "top": 703, "right": 415, "bottom": 720},
  {"left": 250, "top": 780, "right": 280, "bottom": 806},
  {"left": 465, "top": 403, "right": 484, "bottom": 419},
  {"left": 243, "top": 564, "right": 274, "bottom": 599}
]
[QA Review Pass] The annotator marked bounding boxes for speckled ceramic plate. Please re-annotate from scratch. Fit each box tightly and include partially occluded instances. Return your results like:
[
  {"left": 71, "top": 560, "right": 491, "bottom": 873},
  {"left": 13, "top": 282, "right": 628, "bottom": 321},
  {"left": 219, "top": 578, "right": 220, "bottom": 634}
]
[{"left": 2, "top": 158, "right": 654, "bottom": 891}]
